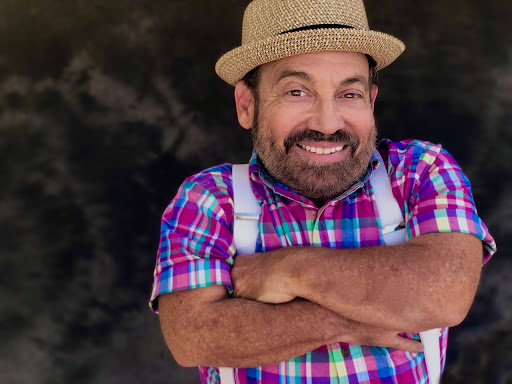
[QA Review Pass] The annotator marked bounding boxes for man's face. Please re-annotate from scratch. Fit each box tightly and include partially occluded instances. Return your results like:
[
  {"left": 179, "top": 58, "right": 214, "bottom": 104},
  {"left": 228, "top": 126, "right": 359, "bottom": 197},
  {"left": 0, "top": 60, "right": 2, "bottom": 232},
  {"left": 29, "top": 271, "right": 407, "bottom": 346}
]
[{"left": 236, "top": 51, "right": 378, "bottom": 201}]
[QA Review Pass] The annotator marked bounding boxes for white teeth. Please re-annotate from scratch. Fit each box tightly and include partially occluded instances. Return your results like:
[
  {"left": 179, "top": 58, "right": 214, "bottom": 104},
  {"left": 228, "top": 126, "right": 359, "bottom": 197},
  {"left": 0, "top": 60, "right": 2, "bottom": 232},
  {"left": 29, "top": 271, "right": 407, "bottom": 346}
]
[{"left": 298, "top": 144, "right": 345, "bottom": 154}]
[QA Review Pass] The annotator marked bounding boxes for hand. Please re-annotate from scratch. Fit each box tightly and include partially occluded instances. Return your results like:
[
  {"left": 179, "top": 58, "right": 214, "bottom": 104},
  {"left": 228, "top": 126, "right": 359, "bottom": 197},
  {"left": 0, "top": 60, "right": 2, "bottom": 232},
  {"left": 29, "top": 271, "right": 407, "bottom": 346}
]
[
  {"left": 232, "top": 250, "right": 296, "bottom": 304},
  {"left": 347, "top": 322, "right": 424, "bottom": 353}
]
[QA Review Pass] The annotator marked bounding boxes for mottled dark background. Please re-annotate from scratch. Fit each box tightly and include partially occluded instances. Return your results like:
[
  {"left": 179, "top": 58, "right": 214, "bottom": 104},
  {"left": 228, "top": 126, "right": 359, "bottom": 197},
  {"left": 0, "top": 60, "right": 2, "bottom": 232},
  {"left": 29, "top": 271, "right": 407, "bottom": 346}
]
[{"left": 1, "top": 0, "right": 511, "bottom": 383}]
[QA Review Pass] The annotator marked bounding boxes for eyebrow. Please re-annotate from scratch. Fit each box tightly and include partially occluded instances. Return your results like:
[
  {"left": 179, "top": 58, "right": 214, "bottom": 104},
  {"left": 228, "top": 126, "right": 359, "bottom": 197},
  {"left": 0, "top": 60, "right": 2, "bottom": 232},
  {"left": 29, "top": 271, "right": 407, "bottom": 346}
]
[
  {"left": 275, "top": 70, "right": 313, "bottom": 84},
  {"left": 275, "top": 70, "right": 369, "bottom": 90},
  {"left": 340, "top": 75, "right": 369, "bottom": 90}
]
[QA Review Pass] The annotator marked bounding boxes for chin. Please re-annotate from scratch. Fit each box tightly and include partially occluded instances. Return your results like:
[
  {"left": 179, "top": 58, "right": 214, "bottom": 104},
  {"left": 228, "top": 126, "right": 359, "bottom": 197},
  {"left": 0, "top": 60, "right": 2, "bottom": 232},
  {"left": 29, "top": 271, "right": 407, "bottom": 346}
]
[{"left": 279, "top": 164, "right": 362, "bottom": 200}]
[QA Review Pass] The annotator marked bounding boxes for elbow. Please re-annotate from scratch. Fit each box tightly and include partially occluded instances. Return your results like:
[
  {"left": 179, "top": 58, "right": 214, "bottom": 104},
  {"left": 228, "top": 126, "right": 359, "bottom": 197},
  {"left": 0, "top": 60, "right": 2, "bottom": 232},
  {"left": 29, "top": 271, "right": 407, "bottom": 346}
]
[
  {"left": 431, "top": 309, "right": 468, "bottom": 329},
  {"left": 163, "top": 333, "right": 203, "bottom": 368},
  {"left": 400, "top": 295, "right": 473, "bottom": 332},
  {"left": 417, "top": 274, "right": 481, "bottom": 330},
  {"left": 161, "top": 325, "right": 206, "bottom": 368},
  {"left": 436, "top": 279, "right": 480, "bottom": 328},
  {"left": 440, "top": 300, "right": 473, "bottom": 328},
  {"left": 160, "top": 319, "right": 203, "bottom": 368},
  {"left": 172, "top": 351, "right": 199, "bottom": 368},
  {"left": 418, "top": 295, "right": 474, "bottom": 330}
]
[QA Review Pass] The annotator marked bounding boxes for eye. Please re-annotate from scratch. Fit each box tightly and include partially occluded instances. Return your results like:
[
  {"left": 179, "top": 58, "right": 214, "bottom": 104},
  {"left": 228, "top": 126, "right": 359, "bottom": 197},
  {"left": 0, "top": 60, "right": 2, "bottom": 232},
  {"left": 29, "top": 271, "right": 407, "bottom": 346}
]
[
  {"left": 343, "top": 92, "right": 363, "bottom": 99},
  {"left": 287, "top": 90, "right": 307, "bottom": 97}
]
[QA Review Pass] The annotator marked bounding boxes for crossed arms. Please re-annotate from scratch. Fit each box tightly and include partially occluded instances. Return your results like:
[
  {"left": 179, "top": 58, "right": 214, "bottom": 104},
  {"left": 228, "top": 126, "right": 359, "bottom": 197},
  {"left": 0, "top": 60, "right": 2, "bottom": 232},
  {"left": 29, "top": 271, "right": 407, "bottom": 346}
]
[{"left": 158, "top": 231, "right": 483, "bottom": 368}]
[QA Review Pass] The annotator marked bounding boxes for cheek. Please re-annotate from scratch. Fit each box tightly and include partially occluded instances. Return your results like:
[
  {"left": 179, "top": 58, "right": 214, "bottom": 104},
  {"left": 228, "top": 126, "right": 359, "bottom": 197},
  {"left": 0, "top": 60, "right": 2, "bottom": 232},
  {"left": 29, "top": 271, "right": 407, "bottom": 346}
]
[
  {"left": 259, "top": 110, "right": 301, "bottom": 145},
  {"left": 347, "top": 111, "right": 376, "bottom": 139}
]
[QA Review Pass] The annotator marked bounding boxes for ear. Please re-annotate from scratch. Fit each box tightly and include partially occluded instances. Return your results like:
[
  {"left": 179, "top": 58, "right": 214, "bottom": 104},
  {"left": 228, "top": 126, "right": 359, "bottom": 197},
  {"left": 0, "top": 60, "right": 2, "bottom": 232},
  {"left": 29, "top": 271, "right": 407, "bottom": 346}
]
[
  {"left": 234, "top": 80, "right": 255, "bottom": 130},
  {"left": 370, "top": 85, "right": 378, "bottom": 111}
]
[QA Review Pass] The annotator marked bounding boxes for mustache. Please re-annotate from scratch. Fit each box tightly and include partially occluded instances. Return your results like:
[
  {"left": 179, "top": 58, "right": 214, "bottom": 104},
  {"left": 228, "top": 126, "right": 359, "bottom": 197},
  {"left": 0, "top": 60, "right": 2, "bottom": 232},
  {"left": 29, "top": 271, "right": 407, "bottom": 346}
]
[{"left": 284, "top": 129, "right": 360, "bottom": 153}]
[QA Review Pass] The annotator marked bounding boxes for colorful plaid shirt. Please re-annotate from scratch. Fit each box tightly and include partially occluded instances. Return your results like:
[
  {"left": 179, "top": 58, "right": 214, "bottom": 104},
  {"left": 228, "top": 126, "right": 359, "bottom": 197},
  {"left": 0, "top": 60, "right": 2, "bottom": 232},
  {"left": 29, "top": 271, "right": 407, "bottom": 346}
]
[{"left": 150, "top": 139, "right": 496, "bottom": 384}]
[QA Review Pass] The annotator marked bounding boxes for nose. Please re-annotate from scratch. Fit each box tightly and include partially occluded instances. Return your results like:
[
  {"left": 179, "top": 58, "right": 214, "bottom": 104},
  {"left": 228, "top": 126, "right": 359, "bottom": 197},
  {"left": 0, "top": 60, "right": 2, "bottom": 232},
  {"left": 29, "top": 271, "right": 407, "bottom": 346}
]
[{"left": 309, "top": 96, "right": 345, "bottom": 135}]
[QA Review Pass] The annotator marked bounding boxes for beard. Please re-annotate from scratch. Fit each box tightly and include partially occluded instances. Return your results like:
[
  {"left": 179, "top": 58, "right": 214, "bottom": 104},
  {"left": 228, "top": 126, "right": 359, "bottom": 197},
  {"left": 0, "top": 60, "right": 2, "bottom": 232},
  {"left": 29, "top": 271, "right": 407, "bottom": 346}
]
[{"left": 252, "top": 108, "right": 377, "bottom": 201}]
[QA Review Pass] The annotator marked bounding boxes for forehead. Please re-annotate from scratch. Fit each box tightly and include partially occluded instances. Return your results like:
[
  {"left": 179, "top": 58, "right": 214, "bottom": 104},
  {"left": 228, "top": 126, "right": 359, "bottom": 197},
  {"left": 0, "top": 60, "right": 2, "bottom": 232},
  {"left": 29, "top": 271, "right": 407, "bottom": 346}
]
[{"left": 259, "top": 51, "right": 370, "bottom": 83}]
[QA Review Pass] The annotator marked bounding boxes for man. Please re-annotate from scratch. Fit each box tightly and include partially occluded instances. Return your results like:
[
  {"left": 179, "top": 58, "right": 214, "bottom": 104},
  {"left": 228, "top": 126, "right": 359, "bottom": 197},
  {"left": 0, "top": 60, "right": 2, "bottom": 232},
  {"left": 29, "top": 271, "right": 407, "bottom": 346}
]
[{"left": 150, "top": 0, "right": 496, "bottom": 383}]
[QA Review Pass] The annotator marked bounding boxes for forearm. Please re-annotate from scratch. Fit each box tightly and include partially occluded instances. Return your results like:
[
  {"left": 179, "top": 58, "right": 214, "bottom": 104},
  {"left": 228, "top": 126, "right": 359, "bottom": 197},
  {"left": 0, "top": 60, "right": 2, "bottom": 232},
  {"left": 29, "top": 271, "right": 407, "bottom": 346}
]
[
  {"left": 158, "top": 286, "right": 421, "bottom": 368},
  {"left": 286, "top": 233, "right": 482, "bottom": 331},
  {"left": 234, "top": 233, "right": 483, "bottom": 333},
  {"left": 159, "top": 287, "right": 342, "bottom": 368}
]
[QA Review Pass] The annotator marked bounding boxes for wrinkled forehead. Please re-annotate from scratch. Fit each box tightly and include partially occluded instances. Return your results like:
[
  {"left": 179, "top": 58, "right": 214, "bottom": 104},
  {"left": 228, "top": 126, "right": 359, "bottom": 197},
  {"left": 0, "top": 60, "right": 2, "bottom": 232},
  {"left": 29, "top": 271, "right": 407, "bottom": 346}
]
[{"left": 259, "top": 51, "right": 370, "bottom": 84}]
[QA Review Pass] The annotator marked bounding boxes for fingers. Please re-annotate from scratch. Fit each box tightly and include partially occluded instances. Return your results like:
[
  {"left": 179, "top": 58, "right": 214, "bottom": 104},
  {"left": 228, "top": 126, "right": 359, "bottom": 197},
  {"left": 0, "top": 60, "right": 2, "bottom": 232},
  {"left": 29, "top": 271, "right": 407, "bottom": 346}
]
[
  {"left": 359, "top": 324, "right": 424, "bottom": 354},
  {"left": 387, "top": 335, "right": 424, "bottom": 354}
]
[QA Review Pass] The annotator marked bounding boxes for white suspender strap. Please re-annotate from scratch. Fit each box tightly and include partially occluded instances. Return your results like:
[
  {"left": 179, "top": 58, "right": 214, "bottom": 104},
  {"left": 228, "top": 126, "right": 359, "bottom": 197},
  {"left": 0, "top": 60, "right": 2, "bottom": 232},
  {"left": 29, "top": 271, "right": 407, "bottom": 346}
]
[
  {"left": 218, "top": 366, "right": 235, "bottom": 384},
  {"left": 232, "top": 164, "right": 261, "bottom": 255},
  {"left": 371, "top": 150, "right": 441, "bottom": 384},
  {"left": 371, "top": 150, "right": 406, "bottom": 245},
  {"left": 418, "top": 329, "right": 442, "bottom": 384},
  {"left": 219, "top": 164, "right": 261, "bottom": 384},
  {"left": 223, "top": 157, "right": 441, "bottom": 384}
]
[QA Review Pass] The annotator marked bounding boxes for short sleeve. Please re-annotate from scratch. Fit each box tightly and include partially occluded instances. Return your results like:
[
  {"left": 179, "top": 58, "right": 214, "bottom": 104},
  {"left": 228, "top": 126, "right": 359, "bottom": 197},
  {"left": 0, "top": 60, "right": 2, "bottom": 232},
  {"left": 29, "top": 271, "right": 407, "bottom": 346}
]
[
  {"left": 149, "top": 166, "right": 236, "bottom": 313},
  {"left": 388, "top": 140, "right": 496, "bottom": 263}
]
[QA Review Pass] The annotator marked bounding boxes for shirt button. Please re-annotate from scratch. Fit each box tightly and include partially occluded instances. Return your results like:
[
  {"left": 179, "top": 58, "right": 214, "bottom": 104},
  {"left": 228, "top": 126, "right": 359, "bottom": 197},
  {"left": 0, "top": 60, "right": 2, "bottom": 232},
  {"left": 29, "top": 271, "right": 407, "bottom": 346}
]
[{"left": 342, "top": 347, "right": 350, "bottom": 358}]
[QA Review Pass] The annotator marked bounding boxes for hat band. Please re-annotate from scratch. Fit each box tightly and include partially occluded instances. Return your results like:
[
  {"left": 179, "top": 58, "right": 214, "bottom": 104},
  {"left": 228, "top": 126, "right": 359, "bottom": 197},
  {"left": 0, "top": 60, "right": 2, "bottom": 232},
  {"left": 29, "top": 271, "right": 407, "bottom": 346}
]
[
  {"left": 277, "top": 24, "right": 376, "bottom": 65},
  {"left": 279, "top": 24, "right": 355, "bottom": 35}
]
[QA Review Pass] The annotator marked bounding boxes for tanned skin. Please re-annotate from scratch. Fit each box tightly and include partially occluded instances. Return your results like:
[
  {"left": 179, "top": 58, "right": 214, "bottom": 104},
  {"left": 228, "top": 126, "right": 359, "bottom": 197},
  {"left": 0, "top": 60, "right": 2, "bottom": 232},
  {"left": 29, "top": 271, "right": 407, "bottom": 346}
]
[{"left": 158, "top": 52, "right": 484, "bottom": 368}]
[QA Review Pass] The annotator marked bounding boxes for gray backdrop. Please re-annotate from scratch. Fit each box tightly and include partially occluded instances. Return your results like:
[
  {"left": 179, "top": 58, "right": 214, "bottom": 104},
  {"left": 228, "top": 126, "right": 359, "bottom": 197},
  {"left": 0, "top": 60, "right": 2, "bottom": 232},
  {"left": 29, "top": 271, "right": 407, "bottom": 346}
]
[{"left": 1, "top": 0, "right": 511, "bottom": 383}]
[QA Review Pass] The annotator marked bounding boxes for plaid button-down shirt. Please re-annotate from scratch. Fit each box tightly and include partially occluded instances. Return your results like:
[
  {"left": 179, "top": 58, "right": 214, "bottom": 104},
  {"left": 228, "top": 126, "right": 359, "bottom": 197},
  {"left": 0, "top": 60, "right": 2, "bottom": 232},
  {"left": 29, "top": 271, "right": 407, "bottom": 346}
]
[{"left": 150, "top": 139, "right": 496, "bottom": 384}]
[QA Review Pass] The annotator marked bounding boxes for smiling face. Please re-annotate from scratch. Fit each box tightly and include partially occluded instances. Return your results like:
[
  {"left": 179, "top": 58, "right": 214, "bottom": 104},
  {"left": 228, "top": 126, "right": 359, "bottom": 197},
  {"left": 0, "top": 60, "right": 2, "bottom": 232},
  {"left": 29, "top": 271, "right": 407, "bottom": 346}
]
[{"left": 235, "top": 51, "right": 379, "bottom": 202}]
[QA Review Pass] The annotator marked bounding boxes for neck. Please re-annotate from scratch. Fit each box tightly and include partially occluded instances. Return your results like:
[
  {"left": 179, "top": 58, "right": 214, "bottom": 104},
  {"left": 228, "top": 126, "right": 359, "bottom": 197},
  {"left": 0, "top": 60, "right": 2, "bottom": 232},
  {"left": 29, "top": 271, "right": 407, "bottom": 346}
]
[{"left": 310, "top": 197, "right": 327, "bottom": 208}]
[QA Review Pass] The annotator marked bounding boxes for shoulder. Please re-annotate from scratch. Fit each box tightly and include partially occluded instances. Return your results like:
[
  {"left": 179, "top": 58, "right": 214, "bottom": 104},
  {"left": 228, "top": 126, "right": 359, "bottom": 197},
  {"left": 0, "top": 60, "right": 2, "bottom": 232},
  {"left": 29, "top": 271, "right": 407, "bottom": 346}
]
[
  {"left": 162, "top": 163, "right": 235, "bottom": 224},
  {"left": 377, "top": 139, "right": 472, "bottom": 212},
  {"left": 183, "top": 163, "right": 234, "bottom": 199},
  {"left": 378, "top": 138, "right": 463, "bottom": 177},
  {"left": 379, "top": 138, "right": 447, "bottom": 161}
]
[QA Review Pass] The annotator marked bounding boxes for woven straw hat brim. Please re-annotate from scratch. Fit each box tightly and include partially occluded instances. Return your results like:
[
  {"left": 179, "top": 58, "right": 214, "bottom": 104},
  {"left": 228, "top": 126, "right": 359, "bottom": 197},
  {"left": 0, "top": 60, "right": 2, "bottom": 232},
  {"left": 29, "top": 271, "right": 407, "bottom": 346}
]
[{"left": 215, "top": 28, "right": 405, "bottom": 86}]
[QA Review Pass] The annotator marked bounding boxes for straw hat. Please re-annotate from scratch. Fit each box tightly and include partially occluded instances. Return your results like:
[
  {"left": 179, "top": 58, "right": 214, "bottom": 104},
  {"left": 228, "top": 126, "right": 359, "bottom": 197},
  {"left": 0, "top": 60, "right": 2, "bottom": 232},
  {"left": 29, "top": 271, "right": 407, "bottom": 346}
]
[{"left": 215, "top": 0, "right": 405, "bottom": 86}]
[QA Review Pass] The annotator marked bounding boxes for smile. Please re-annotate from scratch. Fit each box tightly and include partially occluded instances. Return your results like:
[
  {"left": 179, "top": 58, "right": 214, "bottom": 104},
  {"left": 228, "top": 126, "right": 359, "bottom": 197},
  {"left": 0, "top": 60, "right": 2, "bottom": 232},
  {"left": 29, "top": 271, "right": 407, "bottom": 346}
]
[{"left": 297, "top": 144, "right": 346, "bottom": 155}]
